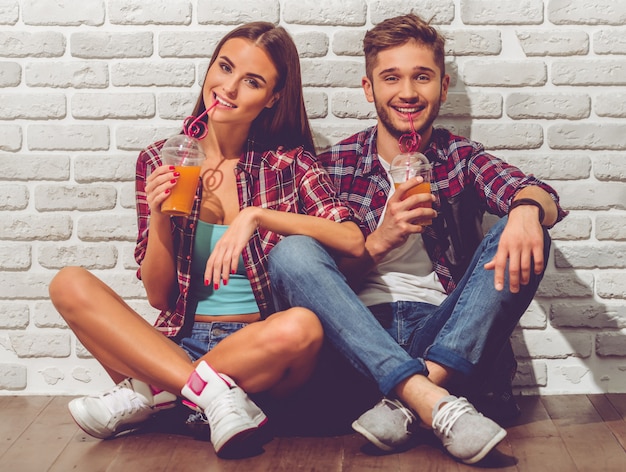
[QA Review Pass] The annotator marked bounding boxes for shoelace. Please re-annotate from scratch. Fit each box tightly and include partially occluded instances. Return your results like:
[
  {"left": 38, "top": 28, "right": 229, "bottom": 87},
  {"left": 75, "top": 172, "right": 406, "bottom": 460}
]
[
  {"left": 383, "top": 398, "right": 416, "bottom": 423},
  {"left": 206, "top": 388, "right": 243, "bottom": 429},
  {"left": 432, "top": 399, "right": 474, "bottom": 437},
  {"left": 186, "top": 410, "right": 209, "bottom": 425},
  {"left": 98, "top": 384, "right": 147, "bottom": 418}
]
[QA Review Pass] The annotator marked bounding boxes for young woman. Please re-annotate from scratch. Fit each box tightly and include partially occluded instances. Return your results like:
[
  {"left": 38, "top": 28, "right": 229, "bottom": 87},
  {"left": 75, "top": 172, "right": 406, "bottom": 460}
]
[{"left": 49, "top": 22, "right": 364, "bottom": 457}]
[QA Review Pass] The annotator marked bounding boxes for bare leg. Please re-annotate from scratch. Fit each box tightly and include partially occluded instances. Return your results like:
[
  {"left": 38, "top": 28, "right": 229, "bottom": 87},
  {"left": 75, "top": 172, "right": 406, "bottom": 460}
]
[
  {"left": 426, "top": 360, "right": 453, "bottom": 387},
  {"left": 390, "top": 361, "right": 453, "bottom": 426},
  {"left": 201, "top": 307, "right": 323, "bottom": 397},
  {"left": 394, "top": 374, "right": 449, "bottom": 426},
  {"left": 49, "top": 266, "right": 323, "bottom": 397},
  {"left": 49, "top": 266, "right": 194, "bottom": 392}
]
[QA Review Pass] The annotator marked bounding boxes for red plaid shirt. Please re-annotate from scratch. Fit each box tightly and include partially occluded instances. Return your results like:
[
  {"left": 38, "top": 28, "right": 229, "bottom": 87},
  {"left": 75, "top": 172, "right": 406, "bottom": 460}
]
[
  {"left": 319, "top": 126, "right": 567, "bottom": 294},
  {"left": 135, "top": 139, "right": 354, "bottom": 338}
]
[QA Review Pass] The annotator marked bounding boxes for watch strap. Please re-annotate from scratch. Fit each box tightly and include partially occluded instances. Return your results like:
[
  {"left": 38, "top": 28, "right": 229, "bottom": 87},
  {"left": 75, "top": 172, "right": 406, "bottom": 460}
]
[{"left": 509, "top": 198, "right": 545, "bottom": 225}]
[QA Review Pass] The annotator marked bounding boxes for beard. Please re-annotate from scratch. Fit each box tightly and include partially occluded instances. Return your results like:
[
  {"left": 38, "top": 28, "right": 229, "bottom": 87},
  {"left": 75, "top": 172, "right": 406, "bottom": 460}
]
[{"left": 373, "top": 90, "right": 442, "bottom": 142}]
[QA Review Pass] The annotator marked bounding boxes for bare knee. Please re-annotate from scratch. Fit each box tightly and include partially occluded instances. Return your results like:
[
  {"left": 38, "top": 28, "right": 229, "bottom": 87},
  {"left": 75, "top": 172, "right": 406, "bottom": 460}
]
[
  {"left": 265, "top": 308, "right": 323, "bottom": 357},
  {"left": 49, "top": 266, "right": 97, "bottom": 320}
]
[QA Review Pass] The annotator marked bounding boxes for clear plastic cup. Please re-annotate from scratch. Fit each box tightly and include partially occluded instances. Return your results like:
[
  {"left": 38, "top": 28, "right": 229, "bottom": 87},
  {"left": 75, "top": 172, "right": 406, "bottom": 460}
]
[
  {"left": 389, "top": 152, "right": 433, "bottom": 225},
  {"left": 160, "top": 134, "right": 206, "bottom": 216}
]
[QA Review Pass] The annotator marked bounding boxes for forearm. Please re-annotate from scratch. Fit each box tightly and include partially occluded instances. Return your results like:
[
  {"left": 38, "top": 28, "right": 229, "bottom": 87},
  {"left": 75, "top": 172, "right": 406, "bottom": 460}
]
[
  {"left": 140, "top": 213, "right": 178, "bottom": 309},
  {"left": 254, "top": 207, "right": 364, "bottom": 258},
  {"left": 337, "top": 228, "right": 389, "bottom": 289},
  {"left": 512, "top": 186, "right": 558, "bottom": 227}
]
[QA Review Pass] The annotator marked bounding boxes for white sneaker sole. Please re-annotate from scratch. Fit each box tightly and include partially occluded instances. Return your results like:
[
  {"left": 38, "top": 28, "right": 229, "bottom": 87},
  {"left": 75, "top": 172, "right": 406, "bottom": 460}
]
[
  {"left": 214, "top": 415, "right": 269, "bottom": 457},
  {"left": 462, "top": 427, "right": 507, "bottom": 464},
  {"left": 68, "top": 397, "right": 175, "bottom": 440},
  {"left": 68, "top": 398, "right": 120, "bottom": 439},
  {"left": 351, "top": 419, "right": 395, "bottom": 452}
]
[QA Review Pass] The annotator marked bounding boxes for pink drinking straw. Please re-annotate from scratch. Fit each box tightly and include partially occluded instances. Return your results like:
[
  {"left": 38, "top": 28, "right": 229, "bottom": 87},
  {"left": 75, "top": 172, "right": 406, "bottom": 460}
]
[
  {"left": 398, "top": 112, "right": 421, "bottom": 154},
  {"left": 182, "top": 100, "right": 219, "bottom": 139},
  {"left": 398, "top": 112, "right": 422, "bottom": 180},
  {"left": 168, "top": 101, "right": 219, "bottom": 163}
]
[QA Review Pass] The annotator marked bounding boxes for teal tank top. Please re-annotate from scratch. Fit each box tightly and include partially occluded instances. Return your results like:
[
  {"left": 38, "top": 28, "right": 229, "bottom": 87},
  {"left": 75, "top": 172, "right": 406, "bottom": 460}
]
[{"left": 189, "top": 221, "right": 259, "bottom": 315}]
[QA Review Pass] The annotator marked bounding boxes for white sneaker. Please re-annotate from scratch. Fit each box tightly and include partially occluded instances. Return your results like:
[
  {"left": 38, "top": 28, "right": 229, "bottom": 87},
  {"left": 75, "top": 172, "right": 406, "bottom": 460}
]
[
  {"left": 181, "top": 361, "right": 267, "bottom": 456},
  {"left": 432, "top": 396, "right": 507, "bottom": 464},
  {"left": 68, "top": 378, "right": 177, "bottom": 439},
  {"left": 352, "top": 398, "right": 418, "bottom": 451}
]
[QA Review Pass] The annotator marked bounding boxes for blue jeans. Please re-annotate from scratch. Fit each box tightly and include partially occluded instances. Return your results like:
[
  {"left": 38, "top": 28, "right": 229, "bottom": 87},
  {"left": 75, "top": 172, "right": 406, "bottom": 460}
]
[
  {"left": 268, "top": 216, "right": 550, "bottom": 396},
  {"left": 179, "top": 321, "right": 248, "bottom": 362}
]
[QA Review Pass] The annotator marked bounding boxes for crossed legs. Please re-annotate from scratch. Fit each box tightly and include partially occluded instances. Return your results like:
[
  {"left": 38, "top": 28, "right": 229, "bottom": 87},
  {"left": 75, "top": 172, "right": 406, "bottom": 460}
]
[
  {"left": 49, "top": 266, "right": 323, "bottom": 398},
  {"left": 268, "top": 217, "right": 550, "bottom": 425}
]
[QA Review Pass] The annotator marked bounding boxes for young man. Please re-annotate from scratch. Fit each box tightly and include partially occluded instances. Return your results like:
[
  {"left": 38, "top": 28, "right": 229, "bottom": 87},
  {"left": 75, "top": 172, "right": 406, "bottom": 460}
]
[{"left": 268, "top": 13, "right": 566, "bottom": 464}]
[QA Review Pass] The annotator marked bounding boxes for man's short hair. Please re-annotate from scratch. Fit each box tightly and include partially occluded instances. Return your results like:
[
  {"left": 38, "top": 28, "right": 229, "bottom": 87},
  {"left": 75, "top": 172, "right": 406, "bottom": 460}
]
[{"left": 363, "top": 13, "right": 446, "bottom": 81}]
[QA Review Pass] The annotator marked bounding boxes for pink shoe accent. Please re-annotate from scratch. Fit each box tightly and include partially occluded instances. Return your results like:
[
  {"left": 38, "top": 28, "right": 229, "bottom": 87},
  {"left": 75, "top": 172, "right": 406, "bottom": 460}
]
[
  {"left": 150, "top": 385, "right": 164, "bottom": 395},
  {"left": 186, "top": 370, "right": 208, "bottom": 395},
  {"left": 153, "top": 401, "right": 176, "bottom": 409},
  {"left": 217, "top": 373, "right": 236, "bottom": 388},
  {"left": 182, "top": 399, "right": 202, "bottom": 412}
]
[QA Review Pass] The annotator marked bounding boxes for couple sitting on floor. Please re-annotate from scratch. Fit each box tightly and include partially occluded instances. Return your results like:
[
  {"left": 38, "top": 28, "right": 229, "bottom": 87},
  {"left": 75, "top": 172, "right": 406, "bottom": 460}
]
[{"left": 49, "top": 14, "right": 565, "bottom": 465}]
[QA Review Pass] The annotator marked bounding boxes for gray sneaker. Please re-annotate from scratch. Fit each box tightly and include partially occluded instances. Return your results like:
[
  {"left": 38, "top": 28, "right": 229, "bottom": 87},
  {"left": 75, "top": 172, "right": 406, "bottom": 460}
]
[
  {"left": 432, "top": 395, "right": 507, "bottom": 464},
  {"left": 352, "top": 398, "right": 418, "bottom": 451}
]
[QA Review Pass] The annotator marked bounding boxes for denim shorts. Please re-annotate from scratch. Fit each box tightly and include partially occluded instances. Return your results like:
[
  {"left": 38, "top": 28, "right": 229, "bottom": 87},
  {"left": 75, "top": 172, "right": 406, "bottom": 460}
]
[{"left": 178, "top": 321, "right": 248, "bottom": 362}]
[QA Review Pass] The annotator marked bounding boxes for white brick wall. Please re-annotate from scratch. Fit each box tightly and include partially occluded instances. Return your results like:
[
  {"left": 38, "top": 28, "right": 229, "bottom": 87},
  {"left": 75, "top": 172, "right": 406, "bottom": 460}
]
[{"left": 0, "top": 0, "right": 624, "bottom": 396}]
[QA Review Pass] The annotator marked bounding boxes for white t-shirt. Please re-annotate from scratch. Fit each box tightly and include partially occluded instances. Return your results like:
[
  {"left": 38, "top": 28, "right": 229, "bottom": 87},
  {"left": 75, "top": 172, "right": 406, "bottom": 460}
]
[{"left": 357, "top": 157, "right": 447, "bottom": 307}]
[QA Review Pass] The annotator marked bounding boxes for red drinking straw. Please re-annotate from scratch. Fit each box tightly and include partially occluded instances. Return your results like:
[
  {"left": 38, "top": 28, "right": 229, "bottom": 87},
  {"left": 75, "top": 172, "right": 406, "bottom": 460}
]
[
  {"left": 398, "top": 112, "right": 422, "bottom": 179},
  {"left": 398, "top": 112, "right": 421, "bottom": 154},
  {"left": 182, "top": 100, "right": 219, "bottom": 139}
]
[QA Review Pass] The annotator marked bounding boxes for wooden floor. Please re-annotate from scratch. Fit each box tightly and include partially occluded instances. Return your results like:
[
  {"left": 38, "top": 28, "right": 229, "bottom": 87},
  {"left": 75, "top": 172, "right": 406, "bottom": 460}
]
[{"left": 1, "top": 394, "right": 626, "bottom": 471}]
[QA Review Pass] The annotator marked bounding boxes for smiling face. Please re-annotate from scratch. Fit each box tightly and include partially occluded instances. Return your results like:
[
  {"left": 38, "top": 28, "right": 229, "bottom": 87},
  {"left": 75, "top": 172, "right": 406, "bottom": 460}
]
[
  {"left": 362, "top": 39, "right": 449, "bottom": 154},
  {"left": 202, "top": 37, "right": 280, "bottom": 132}
]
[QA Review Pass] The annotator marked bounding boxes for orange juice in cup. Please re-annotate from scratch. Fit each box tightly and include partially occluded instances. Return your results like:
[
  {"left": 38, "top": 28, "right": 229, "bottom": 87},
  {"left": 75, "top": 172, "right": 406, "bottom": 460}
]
[
  {"left": 389, "top": 152, "right": 433, "bottom": 225},
  {"left": 160, "top": 135, "right": 205, "bottom": 216},
  {"left": 394, "top": 181, "right": 431, "bottom": 198}
]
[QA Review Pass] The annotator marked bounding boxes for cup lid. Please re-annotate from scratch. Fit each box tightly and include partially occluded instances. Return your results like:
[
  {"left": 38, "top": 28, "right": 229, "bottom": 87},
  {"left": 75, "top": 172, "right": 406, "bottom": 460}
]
[
  {"left": 390, "top": 152, "right": 431, "bottom": 171},
  {"left": 162, "top": 134, "right": 206, "bottom": 159}
]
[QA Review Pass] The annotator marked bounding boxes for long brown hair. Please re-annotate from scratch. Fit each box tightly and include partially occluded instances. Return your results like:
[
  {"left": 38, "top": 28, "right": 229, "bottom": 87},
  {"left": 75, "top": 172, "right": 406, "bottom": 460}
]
[
  {"left": 191, "top": 22, "right": 315, "bottom": 153},
  {"left": 363, "top": 14, "right": 446, "bottom": 81}
]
